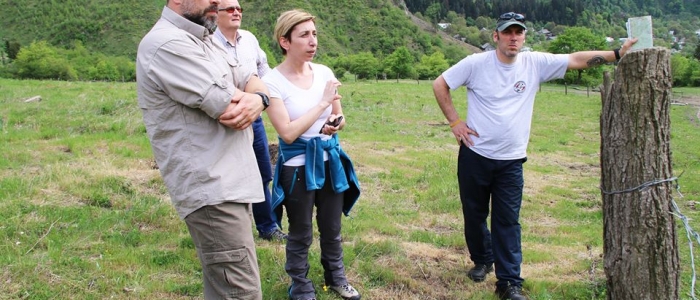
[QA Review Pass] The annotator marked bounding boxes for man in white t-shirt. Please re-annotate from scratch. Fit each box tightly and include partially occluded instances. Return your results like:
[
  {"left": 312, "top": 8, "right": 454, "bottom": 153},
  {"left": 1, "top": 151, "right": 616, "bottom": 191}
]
[{"left": 432, "top": 12, "right": 637, "bottom": 300}]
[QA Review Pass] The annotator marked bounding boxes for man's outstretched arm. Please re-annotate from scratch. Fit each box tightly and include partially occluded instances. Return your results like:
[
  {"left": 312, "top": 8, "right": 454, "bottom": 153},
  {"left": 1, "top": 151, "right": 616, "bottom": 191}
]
[{"left": 568, "top": 37, "right": 638, "bottom": 70}]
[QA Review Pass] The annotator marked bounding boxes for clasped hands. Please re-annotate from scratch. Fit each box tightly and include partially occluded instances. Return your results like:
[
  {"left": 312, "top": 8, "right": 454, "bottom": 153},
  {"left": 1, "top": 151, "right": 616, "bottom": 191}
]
[{"left": 218, "top": 89, "right": 264, "bottom": 130}]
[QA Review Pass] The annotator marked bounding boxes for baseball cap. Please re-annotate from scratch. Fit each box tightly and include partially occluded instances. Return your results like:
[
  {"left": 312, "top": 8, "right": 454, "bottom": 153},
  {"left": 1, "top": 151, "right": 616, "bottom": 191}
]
[{"left": 496, "top": 12, "right": 527, "bottom": 31}]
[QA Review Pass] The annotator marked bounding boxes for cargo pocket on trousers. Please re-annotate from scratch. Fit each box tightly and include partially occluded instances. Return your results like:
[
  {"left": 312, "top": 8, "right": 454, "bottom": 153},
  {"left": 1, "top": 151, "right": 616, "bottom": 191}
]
[{"left": 202, "top": 248, "right": 258, "bottom": 297}]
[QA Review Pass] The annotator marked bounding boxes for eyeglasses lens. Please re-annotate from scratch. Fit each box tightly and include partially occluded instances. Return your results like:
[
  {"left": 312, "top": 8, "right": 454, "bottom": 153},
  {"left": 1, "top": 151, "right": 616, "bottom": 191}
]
[{"left": 220, "top": 6, "right": 242, "bottom": 13}]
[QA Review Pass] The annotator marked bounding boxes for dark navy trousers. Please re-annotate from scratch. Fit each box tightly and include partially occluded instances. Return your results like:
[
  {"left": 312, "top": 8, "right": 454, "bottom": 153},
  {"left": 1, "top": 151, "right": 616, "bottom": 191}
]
[
  {"left": 458, "top": 146, "right": 525, "bottom": 288},
  {"left": 251, "top": 116, "right": 277, "bottom": 234}
]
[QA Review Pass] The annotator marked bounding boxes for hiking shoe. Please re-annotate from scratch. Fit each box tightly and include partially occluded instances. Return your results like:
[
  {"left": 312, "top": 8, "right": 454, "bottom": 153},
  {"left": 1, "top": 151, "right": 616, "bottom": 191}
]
[
  {"left": 467, "top": 264, "right": 493, "bottom": 282},
  {"left": 328, "top": 284, "right": 361, "bottom": 300},
  {"left": 288, "top": 285, "right": 316, "bottom": 300},
  {"left": 290, "top": 297, "right": 316, "bottom": 300},
  {"left": 495, "top": 285, "right": 527, "bottom": 300},
  {"left": 260, "top": 228, "right": 288, "bottom": 241}
]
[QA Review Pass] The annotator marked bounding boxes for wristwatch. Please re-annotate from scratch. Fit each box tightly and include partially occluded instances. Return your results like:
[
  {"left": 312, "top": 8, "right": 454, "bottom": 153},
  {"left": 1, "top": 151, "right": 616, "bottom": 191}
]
[{"left": 254, "top": 92, "right": 270, "bottom": 110}]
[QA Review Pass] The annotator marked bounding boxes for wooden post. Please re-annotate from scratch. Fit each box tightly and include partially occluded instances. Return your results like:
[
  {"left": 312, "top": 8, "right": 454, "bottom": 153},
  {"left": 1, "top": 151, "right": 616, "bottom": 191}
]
[{"left": 600, "top": 48, "right": 678, "bottom": 299}]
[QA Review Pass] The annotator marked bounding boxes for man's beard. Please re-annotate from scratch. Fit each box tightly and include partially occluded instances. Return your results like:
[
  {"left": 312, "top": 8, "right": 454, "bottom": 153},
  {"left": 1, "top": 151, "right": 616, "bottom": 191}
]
[{"left": 182, "top": 4, "right": 218, "bottom": 32}]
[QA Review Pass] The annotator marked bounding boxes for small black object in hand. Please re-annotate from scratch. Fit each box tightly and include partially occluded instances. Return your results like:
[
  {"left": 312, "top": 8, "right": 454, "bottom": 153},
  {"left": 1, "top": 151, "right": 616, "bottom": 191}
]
[{"left": 319, "top": 116, "right": 344, "bottom": 134}]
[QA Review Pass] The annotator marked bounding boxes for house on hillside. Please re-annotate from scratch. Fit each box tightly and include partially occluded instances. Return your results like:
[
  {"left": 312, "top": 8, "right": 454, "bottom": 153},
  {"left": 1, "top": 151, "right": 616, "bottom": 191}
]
[
  {"left": 437, "top": 23, "right": 451, "bottom": 30},
  {"left": 481, "top": 43, "right": 495, "bottom": 51},
  {"left": 538, "top": 28, "right": 556, "bottom": 40}
]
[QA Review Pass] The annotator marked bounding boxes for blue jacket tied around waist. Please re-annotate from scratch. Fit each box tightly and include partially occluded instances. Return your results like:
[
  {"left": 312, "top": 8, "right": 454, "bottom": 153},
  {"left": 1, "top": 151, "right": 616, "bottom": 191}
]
[{"left": 271, "top": 134, "right": 361, "bottom": 226}]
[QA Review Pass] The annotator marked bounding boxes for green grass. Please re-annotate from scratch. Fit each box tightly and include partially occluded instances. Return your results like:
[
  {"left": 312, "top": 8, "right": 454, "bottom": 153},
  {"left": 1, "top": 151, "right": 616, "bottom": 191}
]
[{"left": 1, "top": 78, "right": 699, "bottom": 299}]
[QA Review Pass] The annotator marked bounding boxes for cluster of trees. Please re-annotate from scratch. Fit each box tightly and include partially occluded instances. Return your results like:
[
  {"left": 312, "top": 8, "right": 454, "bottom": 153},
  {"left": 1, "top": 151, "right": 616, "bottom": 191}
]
[
  {"left": 327, "top": 47, "right": 449, "bottom": 80},
  {"left": 1, "top": 41, "right": 135, "bottom": 81},
  {"left": 0, "top": 39, "right": 453, "bottom": 82},
  {"left": 671, "top": 50, "right": 700, "bottom": 86}
]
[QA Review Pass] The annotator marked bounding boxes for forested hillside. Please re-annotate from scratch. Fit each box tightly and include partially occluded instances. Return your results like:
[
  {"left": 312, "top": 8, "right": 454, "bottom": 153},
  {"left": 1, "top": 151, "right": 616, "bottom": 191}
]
[
  {"left": 0, "top": 0, "right": 472, "bottom": 64},
  {"left": 4, "top": 0, "right": 700, "bottom": 85},
  {"left": 3, "top": 0, "right": 700, "bottom": 62},
  {"left": 405, "top": 0, "right": 700, "bottom": 51},
  {"left": 404, "top": 0, "right": 700, "bottom": 25}
]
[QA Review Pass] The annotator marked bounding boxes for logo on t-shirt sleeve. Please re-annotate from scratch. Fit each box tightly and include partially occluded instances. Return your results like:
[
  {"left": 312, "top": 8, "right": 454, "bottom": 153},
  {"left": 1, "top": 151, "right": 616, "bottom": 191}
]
[{"left": 513, "top": 81, "right": 526, "bottom": 93}]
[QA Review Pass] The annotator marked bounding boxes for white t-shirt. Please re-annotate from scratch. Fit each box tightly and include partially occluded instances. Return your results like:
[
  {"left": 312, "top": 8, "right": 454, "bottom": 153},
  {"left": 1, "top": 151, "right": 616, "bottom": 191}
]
[
  {"left": 442, "top": 50, "right": 569, "bottom": 160},
  {"left": 263, "top": 62, "right": 337, "bottom": 166}
]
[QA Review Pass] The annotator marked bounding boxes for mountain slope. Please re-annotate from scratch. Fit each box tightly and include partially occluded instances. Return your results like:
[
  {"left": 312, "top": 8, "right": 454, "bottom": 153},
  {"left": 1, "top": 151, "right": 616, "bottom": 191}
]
[
  {"left": 0, "top": 0, "right": 476, "bottom": 62},
  {"left": 399, "top": 3, "right": 483, "bottom": 54}
]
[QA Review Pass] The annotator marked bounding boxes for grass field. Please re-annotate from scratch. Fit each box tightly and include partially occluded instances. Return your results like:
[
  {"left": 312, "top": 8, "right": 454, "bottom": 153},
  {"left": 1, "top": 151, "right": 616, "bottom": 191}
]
[{"left": 1, "top": 78, "right": 699, "bottom": 299}]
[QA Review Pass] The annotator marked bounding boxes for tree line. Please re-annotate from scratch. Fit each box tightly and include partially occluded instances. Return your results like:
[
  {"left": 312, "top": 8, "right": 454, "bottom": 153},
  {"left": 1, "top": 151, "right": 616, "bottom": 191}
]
[
  {"left": 0, "top": 40, "right": 447, "bottom": 83},
  {"left": 404, "top": 0, "right": 700, "bottom": 24}
]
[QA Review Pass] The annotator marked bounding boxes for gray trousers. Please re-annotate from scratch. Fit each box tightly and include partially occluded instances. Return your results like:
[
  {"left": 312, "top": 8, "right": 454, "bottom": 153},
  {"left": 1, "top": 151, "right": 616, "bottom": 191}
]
[
  {"left": 185, "top": 202, "right": 262, "bottom": 300},
  {"left": 280, "top": 164, "right": 347, "bottom": 299}
]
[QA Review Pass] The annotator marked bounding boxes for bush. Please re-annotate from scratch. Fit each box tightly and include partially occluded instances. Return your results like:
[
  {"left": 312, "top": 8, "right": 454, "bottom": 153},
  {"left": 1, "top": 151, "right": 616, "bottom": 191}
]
[
  {"left": 14, "top": 41, "right": 77, "bottom": 80},
  {"left": 0, "top": 64, "right": 15, "bottom": 79},
  {"left": 9, "top": 40, "right": 135, "bottom": 81}
]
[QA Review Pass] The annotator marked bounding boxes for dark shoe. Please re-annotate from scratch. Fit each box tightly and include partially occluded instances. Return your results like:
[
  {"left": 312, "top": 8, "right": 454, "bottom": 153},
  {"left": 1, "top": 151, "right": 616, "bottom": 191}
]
[
  {"left": 288, "top": 285, "right": 316, "bottom": 300},
  {"left": 328, "top": 284, "right": 361, "bottom": 300},
  {"left": 495, "top": 285, "right": 527, "bottom": 300},
  {"left": 260, "top": 228, "right": 288, "bottom": 241},
  {"left": 467, "top": 264, "right": 493, "bottom": 282}
]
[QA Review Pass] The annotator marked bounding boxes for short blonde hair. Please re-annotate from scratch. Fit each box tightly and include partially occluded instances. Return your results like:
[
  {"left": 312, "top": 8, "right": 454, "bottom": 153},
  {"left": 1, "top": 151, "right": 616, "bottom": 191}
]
[{"left": 273, "top": 9, "right": 315, "bottom": 55}]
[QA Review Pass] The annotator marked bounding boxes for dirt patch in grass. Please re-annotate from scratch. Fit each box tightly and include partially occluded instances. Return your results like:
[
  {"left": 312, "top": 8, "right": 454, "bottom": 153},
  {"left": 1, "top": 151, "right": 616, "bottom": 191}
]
[
  {"left": 674, "top": 93, "right": 700, "bottom": 107},
  {"left": 676, "top": 94, "right": 700, "bottom": 124},
  {"left": 0, "top": 268, "right": 21, "bottom": 297},
  {"left": 359, "top": 238, "right": 472, "bottom": 299}
]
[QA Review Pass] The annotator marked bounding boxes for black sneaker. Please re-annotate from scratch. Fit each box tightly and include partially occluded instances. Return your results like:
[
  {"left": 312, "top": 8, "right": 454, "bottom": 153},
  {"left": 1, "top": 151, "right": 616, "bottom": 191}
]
[
  {"left": 260, "top": 228, "right": 288, "bottom": 241},
  {"left": 495, "top": 285, "right": 527, "bottom": 300},
  {"left": 467, "top": 264, "right": 493, "bottom": 282}
]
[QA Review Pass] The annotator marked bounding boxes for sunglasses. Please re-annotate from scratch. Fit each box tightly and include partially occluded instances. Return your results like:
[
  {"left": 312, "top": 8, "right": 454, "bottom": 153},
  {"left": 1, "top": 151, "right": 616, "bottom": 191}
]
[
  {"left": 498, "top": 12, "right": 525, "bottom": 22},
  {"left": 219, "top": 6, "right": 243, "bottom": 13}
]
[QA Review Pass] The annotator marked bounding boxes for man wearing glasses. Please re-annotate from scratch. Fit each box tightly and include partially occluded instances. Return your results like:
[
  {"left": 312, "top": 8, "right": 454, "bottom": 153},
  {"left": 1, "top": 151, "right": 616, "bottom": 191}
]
[
  {"left": 432, "top": 12, "right": 637, "bottom": 300},
  {"left": 214, "top": 0, "right": 289, "bottom": 243}
]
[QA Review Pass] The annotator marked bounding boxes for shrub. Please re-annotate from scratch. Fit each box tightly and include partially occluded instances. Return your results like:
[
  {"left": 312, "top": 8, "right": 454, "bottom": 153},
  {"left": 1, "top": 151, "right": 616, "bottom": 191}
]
[{"left": 14, "top": 41, "right": 77, "bottom": 80}]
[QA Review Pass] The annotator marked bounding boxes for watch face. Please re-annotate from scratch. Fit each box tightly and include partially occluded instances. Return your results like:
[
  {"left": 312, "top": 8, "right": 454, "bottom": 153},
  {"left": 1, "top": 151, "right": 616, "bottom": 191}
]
[{"left": 256, "top": 92, "right": 269, "bottom": 108}]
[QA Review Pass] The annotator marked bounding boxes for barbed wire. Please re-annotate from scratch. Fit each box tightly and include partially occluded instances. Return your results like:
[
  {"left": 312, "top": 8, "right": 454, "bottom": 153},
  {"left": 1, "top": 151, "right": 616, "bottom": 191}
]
[
  {"left": 600, "top": 176, "right": 678, "bottom": 195},
  {"left": 669, "top": 178, "right": 700, "bottom": 300},
  {"left": 600, "top": 173, "right": 698, "bottom": 299}
]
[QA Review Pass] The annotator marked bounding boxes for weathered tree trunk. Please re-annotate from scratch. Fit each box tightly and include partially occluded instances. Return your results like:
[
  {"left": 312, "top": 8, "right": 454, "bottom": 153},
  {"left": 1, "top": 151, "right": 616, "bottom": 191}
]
[{"left": 601, "top": 48, "right": 678, "bottom": 300}]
